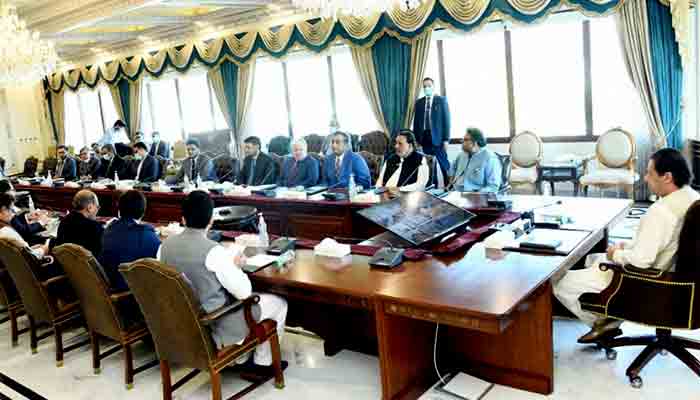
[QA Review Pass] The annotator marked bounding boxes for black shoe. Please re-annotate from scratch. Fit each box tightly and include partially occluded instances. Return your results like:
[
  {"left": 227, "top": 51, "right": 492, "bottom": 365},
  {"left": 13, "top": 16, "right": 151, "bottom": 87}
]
[
  {"left": 578, "top": 319, "right": 623, "bottom": 344},
  {"left": 240, "top": 360, "right": 288, "bottom": 383}
]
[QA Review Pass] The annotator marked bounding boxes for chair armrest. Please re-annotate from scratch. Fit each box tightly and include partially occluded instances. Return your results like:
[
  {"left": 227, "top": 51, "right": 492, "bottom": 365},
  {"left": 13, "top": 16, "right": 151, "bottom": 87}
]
[
  {"left": 599, "top": 262, "right": 666, "bottom": 279},
  {"left": 41, "top": 274, "right": 68, "bottom": 287},
  {"left": 109, "top": 291, "right": 133, "bottom": 302},
  {"left": 199, "top": 295, "right": 260, "bottom": 327}
]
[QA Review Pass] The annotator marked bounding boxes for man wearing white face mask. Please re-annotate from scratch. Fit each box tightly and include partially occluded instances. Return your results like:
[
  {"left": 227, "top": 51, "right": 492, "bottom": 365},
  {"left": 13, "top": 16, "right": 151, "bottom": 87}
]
[{"left": 413, "top": 77, "right": 451, "bottom": 181}]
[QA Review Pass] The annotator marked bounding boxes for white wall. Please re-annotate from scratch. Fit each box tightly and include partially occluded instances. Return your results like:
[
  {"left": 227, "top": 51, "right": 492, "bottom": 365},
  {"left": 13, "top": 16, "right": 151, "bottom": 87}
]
[{"left": 0, "top": 83, "right": 53, "bottom": 174}]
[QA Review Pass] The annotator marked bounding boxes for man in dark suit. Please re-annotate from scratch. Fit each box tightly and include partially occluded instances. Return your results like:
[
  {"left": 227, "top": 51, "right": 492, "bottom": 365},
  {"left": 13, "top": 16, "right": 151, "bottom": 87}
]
[
  {"left": 240, "top": 136, "right": 277, "bottom": 186},
  {"left": 174, "top": 138, "right": 215, "bottom": 183},
  {"left": 148, "top": 131, "right": 171, "bottom": 159},
  {"left": 131, "top": 142, "right": 159, "bottom": 183},
  {"left": 99, "top": 190, "right": 160, "bottom": 292},
  {"left": 278, "top": 139, "right": 319, "bottom": 188},
  {"left": 78, "top": 147, "right": 101, "bottom": 180},
  {"left": 97, "top": 144, "right": 127, "bottom": 180},
  {"left": 55, "top": 145, "right": 77, "bottom": 181},
  {"left": 413, "top": 77, "right": 451, "bottom": 179},
  {"left": 51, "top": 190, "right": 104, "bottom": 256}
]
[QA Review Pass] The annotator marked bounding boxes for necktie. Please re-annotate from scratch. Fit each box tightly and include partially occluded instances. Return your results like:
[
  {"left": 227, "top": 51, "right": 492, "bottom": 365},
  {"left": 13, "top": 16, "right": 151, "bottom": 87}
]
[
  {"left": 289, "top": 161, "right": 298, "bottom": 185},
  {"left": 190, "top": 157, "right": 197, "bottom": 180},
  {"left": 424, "top": 97, "right": 432, "bottom": 131},
  {"left": 57, "top": 161, "right": 64, "bottom": 177},
  {"left": 335, "top": 156, "right": 341, "bottom": 179},
  {"left": 248, "top": 158, "right": 256, "bottom": 185}
]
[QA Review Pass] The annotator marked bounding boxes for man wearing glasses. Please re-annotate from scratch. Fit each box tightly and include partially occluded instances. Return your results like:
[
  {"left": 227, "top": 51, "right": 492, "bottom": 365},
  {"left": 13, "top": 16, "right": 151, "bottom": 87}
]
[{"left": 448, "top": 127, "right": 502, "bottom": 192}]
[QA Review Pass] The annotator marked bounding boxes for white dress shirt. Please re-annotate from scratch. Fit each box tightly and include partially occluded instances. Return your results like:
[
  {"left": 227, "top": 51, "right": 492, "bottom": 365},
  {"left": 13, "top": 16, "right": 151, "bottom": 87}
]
[
  {"left": 135, "top": 158, "right": 145, "bottom": 181},
  {"left": 156, "top": 243, "right": 252, "bottom": 300},
  {"left": 612, "top": 185, "right": 700, "bottom": 270},
  {"left": 376, "top": 156, "right": 430, "bottom": 191}
]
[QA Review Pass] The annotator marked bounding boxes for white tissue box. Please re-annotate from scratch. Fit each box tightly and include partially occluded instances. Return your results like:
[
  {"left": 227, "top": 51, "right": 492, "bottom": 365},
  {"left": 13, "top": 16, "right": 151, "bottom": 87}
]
[{"left": 314, "top": 238, "right": 351, "bottom": 258}]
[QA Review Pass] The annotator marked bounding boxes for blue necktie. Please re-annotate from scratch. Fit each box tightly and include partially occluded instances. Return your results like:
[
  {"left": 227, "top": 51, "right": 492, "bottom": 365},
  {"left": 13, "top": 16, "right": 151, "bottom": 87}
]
[{"left": 248, "top": 158, "right": 256, "bottom": 185}]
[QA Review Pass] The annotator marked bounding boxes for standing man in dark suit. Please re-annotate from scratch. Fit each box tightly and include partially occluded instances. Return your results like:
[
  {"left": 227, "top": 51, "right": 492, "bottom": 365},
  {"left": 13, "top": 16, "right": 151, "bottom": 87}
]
[
  {"left": 131, "top": 142, "right": 159, "bottom": 183},
  {"left": 97, "top": 144, "right": 127, "bottom": 180},
  {"left": 55, "top": 145, "right": 77, "bottom": 181},
  {"left": 148, "top": 131, "right": 171, "bottom": 159},
  {"left": 413, "top": 77, "right": 451, "bottom": 180},
  {"left": 174, "top": 138, "right": 215, "bottom": 183},
  {"left": 240, "top": 136, "right": 278, "bottom": 186}
]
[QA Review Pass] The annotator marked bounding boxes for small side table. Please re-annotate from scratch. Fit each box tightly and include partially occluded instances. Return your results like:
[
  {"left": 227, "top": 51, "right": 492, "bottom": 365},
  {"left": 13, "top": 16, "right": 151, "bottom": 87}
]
[{"left": 538, "top": 161, "right": 585, "bottom": 196}]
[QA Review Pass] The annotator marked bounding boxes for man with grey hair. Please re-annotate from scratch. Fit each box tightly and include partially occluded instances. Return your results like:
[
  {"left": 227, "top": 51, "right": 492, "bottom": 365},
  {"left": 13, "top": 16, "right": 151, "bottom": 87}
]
[
  {"left": 78, "top": 146, "right": 101, "bottom": 180},
  {"left": 52, "top": 189, "right": 104, "bottom": 256},
  {"left": 278, "top": 138, "right": 319, "bottom": 188}
]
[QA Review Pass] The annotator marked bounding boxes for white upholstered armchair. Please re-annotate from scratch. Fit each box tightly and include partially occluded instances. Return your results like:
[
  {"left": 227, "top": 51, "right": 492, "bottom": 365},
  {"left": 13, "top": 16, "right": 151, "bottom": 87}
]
[
  {"left": 580, "top": 128, "right": 639, "bottom": 198},
  {"left": 509, "top": 131, "right": 543, "bottom": 194}
]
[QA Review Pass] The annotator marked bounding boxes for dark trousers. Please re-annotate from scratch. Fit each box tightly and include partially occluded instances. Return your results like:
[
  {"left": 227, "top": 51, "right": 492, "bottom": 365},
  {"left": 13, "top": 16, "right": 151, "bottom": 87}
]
[{"left": 421, "top": 132, "right": 450, "bottom": 182}]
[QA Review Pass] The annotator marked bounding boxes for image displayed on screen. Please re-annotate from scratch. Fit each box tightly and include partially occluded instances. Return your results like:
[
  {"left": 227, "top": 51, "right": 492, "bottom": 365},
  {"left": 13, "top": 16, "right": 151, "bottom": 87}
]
[{"left": 357, "top": 192, "right": 476, "bottom": 246}]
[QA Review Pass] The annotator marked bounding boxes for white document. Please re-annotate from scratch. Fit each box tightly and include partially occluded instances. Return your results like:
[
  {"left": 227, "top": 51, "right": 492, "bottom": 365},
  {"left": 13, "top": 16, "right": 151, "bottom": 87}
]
[
  {"left": 245, "top": 254, "right": 278, "bottom": 268},
  {"left": 419, "top": 373, "right": 493, "bottom": 400}
]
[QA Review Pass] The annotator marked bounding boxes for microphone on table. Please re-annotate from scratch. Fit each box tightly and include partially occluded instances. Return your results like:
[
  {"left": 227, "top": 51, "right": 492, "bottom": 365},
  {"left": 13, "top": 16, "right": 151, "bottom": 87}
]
[
  {"left": 320, "top": 181, "right": 349, "bottom": 201},
  {"left": 248, "top": 167, "right": 278, "bottom": 197},
  {"left": 334, "top": 236, "right": 405, "bottom": 269},
  {"left": 521, "top": 200, "right": 564, "bottom": 229}
]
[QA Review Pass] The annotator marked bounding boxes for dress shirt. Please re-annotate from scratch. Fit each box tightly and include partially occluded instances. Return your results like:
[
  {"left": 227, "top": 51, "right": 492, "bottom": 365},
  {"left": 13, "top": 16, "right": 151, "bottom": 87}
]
[
  {"left": 449, "top": 148, "right": 502, "bottom": 192},
  {"left": 611, "top": 185, "right": 700, "bottom": 270},
  {"left": 156, "top": 243, "right": 251, "bottom": 300},
  {"left": 376, "top": 156, "right": 430, "bottom": 191},
  {"left": 98, "top": 127, "right": 129, "bottom": 146}
]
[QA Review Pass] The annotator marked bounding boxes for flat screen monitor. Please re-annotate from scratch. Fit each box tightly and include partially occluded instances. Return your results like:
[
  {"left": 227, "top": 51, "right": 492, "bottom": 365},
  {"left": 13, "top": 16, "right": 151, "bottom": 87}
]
[{"left": 357, "top": 191, "right": 476, "bottom": 247}]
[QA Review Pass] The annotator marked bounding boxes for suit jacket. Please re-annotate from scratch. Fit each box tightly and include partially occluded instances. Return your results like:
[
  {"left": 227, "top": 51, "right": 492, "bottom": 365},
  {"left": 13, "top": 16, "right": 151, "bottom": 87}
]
[
  {"left": 149, "top": 140, "right": 171, "bottom": 159},
  {"left": 98, "top": 156, "right": 127, "bottom": 179},
  {"left": 131, "top": 154, "right": 159, "bottom": 183},
  {"left": 278, "top": 156, "right": 319, "bottom": 188},
  {"left": 321, "top": 151, "right": 371, "bottom": 189},
  {"left": 55, "top": 157, "right": 77, "bottom": 181},
  {"left": 240, "top": 153, "right": 277, "bottom": 186},
  {"left": 175, "top": 154, "right": 215, "bottom": 183},
  {"left": 11, "top": 213, "right": 45, "bottom": 246},
  {"left": 52, "top": 211, "right": 105, "bottom": 257},
  {"left": 78, "top": 157, "right": 101, "bottom": 178},
  {"left": 99, "top": 218, "right": 161, "bottom": 292},
  {"left": 413, "top": 95, "right": 451, "bottom": 147}
]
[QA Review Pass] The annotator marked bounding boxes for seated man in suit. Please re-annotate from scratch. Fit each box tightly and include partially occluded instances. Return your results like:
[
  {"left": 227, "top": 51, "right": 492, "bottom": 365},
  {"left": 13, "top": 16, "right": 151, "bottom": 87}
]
[
  {"left": 78, "top": 147, "right": 101, "bottom": 180},
  {"left": 97, "top": 144, "right": 128, "bottom": 180},
  {"left": 131, "top": 142, "right": 159, "bottom": 183},
  {"left": 148, "top": 131, "right": 171, "bottom": 160},
  {"left": 240, "top": 136, "right": 277, "bottom": 186},
  {"left": 55, "top": 145, "right": 77, "bottom": 181},
  {"left": 174, "top": 138, "right": 215, "bottom": 183},
  {"left": 0, "top": 181, "right": 49, "bottom": 246},
  {"left": 51, "top": 190, "right": 104, "bottom": 257},
  {"left": 449, "top": 127, "right": 502, "bottom": 192},
  {"left": 100, "top": 190, "right": 160, "bottom": 292},
  {"left": 322, "top": 131, "right": 371, "bottom": 189},
  {"left": 157, "top": 191, "right": 288, "bottom": 376},
  {"left": 278, "top": 138, "right": 319, "bottom": 188},
  {"left": 376, "top": 130, "right": 430, "bottom": 192},
  {"left": 554, "top": 148, "right": 700, "bottom": 343}
]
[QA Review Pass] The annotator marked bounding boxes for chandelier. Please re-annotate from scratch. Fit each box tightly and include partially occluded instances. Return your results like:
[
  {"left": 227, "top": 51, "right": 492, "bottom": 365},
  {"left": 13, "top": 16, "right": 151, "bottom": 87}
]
[
  {"left": 292, "top": 0, "right": 423, "bottom": 19},
  {"left": 0, "top": 1, "right": 58, "bottom": 87}
]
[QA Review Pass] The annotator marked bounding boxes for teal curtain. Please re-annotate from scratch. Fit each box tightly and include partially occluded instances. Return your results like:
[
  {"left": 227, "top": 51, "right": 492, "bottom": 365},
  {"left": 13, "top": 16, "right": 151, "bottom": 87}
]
[
  {"left": 371, "top": 35, "right": 411, "bottom": 136},
  {"left": 647, "top": 0, "right": 684, "bottom": 150},
  {"left": 117, "top": 79, "right": 132, "bottom": 139},
  {"left": 220, "top": 61, "right": 239, "bottom": 131}
]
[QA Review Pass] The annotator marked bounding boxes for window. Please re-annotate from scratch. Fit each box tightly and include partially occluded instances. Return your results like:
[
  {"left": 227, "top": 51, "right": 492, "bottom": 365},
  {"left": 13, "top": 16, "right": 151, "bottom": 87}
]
[
  {"left": 424, "top": 39, "right": 441, "bottom": 96},
  {"left": 64, "top": 85, "right": 119, "bottom": 150},
  {"left": 179, "top": 73, "right": 215, "bottom": 134},
  {"left": 64, "top": 90, "right": 84, "bottom": 150},
  {"left": 144, "top": 77, "right": 182, "bottom": 143},
  {"left": 244, "top": 58, "right": 289, "bottom": 145},
  {"left": 98, "top": 85, "right": 119, "bottom": 131},
  {"left": 510, "top": 16, "right": 586, "bottom": 137},
  {"left": 331, "top": 47, "right": 382, "bottom": 134},
  {"left": 442, "top": 28, "right": 510, "bottom": 138},
  {"left": 590, "top": 18, "right": 647, "bottom": 134},
  {"left": 286, "top": 54, "right": 334, "bottom": 135}
]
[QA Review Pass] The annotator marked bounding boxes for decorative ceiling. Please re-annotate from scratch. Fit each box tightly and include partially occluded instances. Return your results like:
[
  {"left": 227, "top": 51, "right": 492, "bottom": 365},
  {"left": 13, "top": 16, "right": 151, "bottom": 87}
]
[{"left": 12, "top": 0, "right": 303, "bottom": 70}]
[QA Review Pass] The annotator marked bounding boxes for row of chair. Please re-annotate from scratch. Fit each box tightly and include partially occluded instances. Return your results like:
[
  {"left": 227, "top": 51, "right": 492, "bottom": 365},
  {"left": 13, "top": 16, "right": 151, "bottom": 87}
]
[{"left": 0, "top": 240, "right": 285, "bottom": 399}]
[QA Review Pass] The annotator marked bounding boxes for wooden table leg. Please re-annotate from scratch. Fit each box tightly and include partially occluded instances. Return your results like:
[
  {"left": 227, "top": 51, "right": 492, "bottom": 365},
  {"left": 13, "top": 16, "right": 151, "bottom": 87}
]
[{"left": 375, "top": 283, "right": 554, "bottom": 399}]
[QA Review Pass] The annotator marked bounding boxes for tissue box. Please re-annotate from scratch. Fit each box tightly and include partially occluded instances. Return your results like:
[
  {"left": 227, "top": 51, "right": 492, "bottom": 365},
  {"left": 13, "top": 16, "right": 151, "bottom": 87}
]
[
  {"left": 277, "top": 190, "right": 307, "bottom": 200},
  {"left": 314, "top": 238, "right": 351, "bottom": 258}
]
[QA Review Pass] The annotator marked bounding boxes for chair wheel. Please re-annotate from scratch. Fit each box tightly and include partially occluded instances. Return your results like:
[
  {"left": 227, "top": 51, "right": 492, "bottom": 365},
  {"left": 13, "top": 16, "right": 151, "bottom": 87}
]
[
  {"left": 660, "top": 349, "right": 668, "bottom": 356},
  {"left": 605, "top": 349, "right": 617, "bottom": 360},
  {"left": 629, "top": 376, "right": 643, "bottom": 389}
]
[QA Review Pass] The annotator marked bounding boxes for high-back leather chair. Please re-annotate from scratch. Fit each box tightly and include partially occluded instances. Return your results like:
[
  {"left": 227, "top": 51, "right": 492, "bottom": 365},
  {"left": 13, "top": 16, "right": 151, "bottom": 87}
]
[
  {"left": 23, "top": 157, "right": 39, "bottom": 177},
  {"left": 359, "top": 151, "right": 383, "bottom": 184},
  {"left": 213, "top": 155, "right": 240, "bottom": 183},
  {"left": 0, "top": 260, "right": 27, "bottom": 347},
  {"left": 359, "top": 131, "right": 390, "bottom": 156},
  {"left": 268, "top": 135, "right": 291, "bottom": 156},
  {"left": 308, "top": 152, "right": 325, "bottom": 185},
  {"left": 0, "top": 239, "right": 87, "bottom": 365},
  {"left": 120, "top": 259, "right": 285, "bottom": 400},
  {"left": 304, "top": 134, "right": 325, "bottom": 154},
  {"left": 42, "top": 157, "right": 58, "bottom": 177},
  {"left": 53, "top": 244, "right": 158, "bottom": 389},
  {"left": 579, "top": 200, "right": 700, "bottom": 388}
]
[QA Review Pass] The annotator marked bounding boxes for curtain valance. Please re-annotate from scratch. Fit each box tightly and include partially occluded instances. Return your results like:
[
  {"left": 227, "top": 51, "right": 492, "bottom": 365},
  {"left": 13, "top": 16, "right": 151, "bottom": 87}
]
[{"left": 44, "top": 0, "right": 623, "bottom": 93}]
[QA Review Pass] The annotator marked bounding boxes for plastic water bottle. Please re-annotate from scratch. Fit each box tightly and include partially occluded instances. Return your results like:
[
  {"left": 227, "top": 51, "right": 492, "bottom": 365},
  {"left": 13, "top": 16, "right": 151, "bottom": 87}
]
[
  {"left": 183, "top": 175, "right": 190, "bottom": 190},
  {"left": 196, "top": 175, "right": 203, "bottom": 188},
  {"left": 348, "top": 173, "right": 357, "bottom": 200},
  {"left": 46, "top": 171, "right": 53, "bottom": 185},
  {"left": 258, "top": 214, "right": 269, "bottom": 247},
  {"left": 114, "top": 171, "right": 119, "bottom": 185},
  {"left": 28, "top": 196, "right": 35, "bottom": 213}
]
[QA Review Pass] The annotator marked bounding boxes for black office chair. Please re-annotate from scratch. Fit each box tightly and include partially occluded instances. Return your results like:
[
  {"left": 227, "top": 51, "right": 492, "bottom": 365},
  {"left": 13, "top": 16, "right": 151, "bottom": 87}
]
[{"left": 268, "top": 136, "right": 291, "bottom": 157}]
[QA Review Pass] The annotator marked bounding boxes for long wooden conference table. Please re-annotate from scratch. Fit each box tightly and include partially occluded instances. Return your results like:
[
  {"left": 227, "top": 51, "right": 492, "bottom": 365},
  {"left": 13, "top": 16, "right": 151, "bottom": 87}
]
[{"left": 16, "top": 184, "right": 631, "bottom": 399}]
